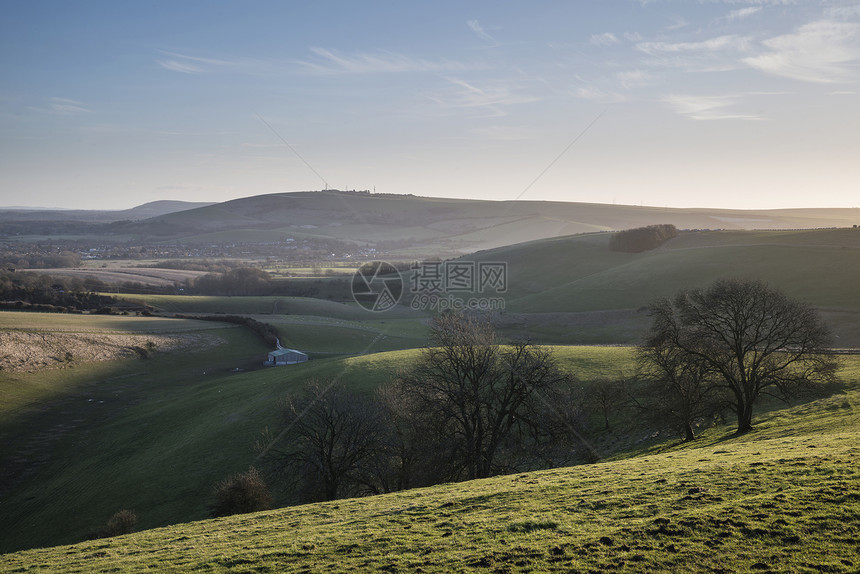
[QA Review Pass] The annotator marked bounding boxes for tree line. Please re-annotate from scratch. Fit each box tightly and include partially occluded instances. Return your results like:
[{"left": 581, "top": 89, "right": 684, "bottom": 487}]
[
  {"left": 0, "top": 270, "right": 117, "bottom": 312},
  {"left": 182, "top": 266, "right": 350, "bottom": 299},
  {"left": 609, "top": 224, "right": 679, "bottom": 253}
]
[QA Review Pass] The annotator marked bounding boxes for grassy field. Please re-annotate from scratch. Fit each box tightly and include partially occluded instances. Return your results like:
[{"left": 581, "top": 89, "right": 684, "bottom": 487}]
[
  {"left": 2, "top": 356, "right": 858, "bottom": 572},
  {"left": 0, "top": 311, "right": 225, "bottom": 333},
  {"left": 258, "top": 315, "right": 429, "bottom": 355},
  {"left": 113, "top": 295, "right": 432, "bottom": 354}
]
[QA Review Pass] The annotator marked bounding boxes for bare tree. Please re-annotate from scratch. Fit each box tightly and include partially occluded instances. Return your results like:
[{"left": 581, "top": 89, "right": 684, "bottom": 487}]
[
  {"left": 644, "top": 279, "right": 837, "bottom": 434},
  {"left": 636, "top": 342, "right": 719, "bottom": 441},
  {"left": 394, "top": 313, "right": 572, "bottom": 481},
  {"left": 365, "top": 379, "right": 429, "bottom": 492},
  {"left": 585, "top": 377, "right": 628, "bottom": 432},
  {"left": 264, "top": 379, "right": 382, "bottom": 502}
]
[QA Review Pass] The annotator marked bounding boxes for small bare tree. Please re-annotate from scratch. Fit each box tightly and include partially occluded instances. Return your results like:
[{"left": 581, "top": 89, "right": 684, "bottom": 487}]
[
  {"left": 393, "top": 313, "right": 573, "bottom": 481},
  {"left": 636, "top": 342, "right": 718, "bottom": 441},
  {"left": 585, "top": 377, "right": 628, "bottom": 432},
  {"left": 264, "top": 379, "right": 382, "bottom": 502}
]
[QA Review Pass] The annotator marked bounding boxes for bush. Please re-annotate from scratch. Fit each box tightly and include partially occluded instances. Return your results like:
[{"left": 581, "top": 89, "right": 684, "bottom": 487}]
[
  {"left": 89, "top": 509, "right": 137, "bottom": 539},
  {"left": 609, "top": 224, "right": 679, "bottom": 253},
  {"left": 210, "top": 467, "right": 273, "bottom": 517}
]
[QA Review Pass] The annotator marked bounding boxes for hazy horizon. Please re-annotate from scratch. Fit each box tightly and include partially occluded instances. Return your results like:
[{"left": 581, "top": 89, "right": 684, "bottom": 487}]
[
  {"left": 2, "top": 1, "right": 859, "bottom": 211},
  {"left": 4, "top": 189, "right": 860, "bottom": 214}
]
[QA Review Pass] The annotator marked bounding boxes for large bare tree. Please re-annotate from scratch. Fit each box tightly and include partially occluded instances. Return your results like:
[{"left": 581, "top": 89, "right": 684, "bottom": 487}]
[{"left": 644, "top": 279, "right": 837, "bottom": 434}]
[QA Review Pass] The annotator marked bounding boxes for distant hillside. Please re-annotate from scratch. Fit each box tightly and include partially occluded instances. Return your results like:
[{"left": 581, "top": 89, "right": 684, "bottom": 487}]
[
  {"left": 117, "top": 200, "right": 216, "bottom": 220},
  {"left": 110, "top": 191, "right": 860, "bottom": 255},
  {"left": 0, "top": 200, "right": 213, "bottom": 223},
  {"left": 459, "top": 228, "right": 860, "bottom": 347}
]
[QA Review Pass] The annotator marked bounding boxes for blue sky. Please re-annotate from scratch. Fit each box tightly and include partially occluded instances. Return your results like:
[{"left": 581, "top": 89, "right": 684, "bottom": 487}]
[{"left": 2, "top": 1, "right": 859, "bottom": 210}]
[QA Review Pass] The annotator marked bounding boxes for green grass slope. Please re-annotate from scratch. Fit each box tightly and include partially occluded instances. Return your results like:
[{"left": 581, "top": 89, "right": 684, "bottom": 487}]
[
  {"left": 3, "top": 359, "right": 858, "bottom": 573},
  {"left": 468, "top": 228, "right": 860, "bottom": 312},
  {"left": 0, "top": 337, "right": 638, "bottom": 554}
]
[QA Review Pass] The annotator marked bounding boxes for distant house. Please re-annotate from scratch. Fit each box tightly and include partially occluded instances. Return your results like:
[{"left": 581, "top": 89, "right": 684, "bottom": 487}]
[{"left": 266, "top": 348, "right": 308, "bottom": 366}]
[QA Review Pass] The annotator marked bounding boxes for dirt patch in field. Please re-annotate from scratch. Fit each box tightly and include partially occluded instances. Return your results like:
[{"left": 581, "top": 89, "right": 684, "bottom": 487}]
[{"left": 0, "top": 331, "right": 224, "bottom": 372}]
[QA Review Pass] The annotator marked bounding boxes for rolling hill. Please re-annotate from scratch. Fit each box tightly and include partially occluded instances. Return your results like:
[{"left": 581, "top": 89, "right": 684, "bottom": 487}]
[
  {"left": 110, "top": 191, "right": 860, "bottom": 256},
  {"left": 462, "top": 227, "right": 860, "bottom": 346}
]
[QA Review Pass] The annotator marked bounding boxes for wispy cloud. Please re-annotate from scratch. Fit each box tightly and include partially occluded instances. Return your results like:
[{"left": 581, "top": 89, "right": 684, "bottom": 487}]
[
  {"left": 723, "top": 7, "right": 763, "bottom": 23},
  {"left": 590, "top": 32, "right": 619, "bottom": 46},
  {"left": 468, "top": 20, "right": 499, "bottom": 45},
  {"left": 615, "top": 69, "right": 653, "bottom": 88},
  {"left": 157, "top": 51, "right": 267, "bottom": 75},
  {"left": 428, "top": 77, "right": 539, "bottom": 117},
  {"left": 297, "top": 47, "right": 476, "bottom": 75},
  {"left": 743, "top": 20, "right": 860, "bottom": 83},
  {"left": 635, "top": 34, "right": 752, "bottom": 72},
  {"left": 28, "top": 97, "right": 91, "bottom": 115},
  {"left": 666, "top": 16, "right": 690, "bottom": 31},
  {"left": 663, "top": 94, "right": 762, "bottom": 120},
  {"left": 636, "top": 34, "right": 751, "bottom": 55},
  {"left": 824, "top": 4, "right": 860, "bottom": 19},
  {"left": 158, "top": 59, "right": 203, "bottom": 74},
  {"left": 575, "top": 86, "right": 627, "bottom": 103}
]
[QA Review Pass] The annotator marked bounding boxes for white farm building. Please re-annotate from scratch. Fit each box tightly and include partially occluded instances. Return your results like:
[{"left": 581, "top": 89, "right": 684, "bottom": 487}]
[{"left": 266, "top": 348, "right": 308, "bottom": 366}]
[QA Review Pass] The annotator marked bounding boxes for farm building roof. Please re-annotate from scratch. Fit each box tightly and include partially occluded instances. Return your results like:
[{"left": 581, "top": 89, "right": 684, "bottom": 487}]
[{"left": 269, "top": 348, "right": 306, "bottom": 357}]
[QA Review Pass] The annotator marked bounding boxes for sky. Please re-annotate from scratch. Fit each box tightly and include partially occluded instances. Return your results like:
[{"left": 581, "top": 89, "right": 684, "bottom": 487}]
[{"left": 1, "top": 1, "right": 859, "bottom": 210}]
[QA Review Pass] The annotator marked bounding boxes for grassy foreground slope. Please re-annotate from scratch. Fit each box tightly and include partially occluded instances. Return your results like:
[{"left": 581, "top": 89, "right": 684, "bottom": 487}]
[
  {"left": 0, "top": 333, "right": 636, "bottom": 554},
  {"left": 2, "top": 361, "right": 858, "bottom": 573}
]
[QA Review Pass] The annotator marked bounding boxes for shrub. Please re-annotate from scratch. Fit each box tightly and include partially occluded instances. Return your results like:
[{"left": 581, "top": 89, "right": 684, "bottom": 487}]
[
  {"left": 89, "top": 509, "right": 137, "bottom": 539},
  {"left": 210, "top": 467, "right": 273, "bottom": 517}
]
